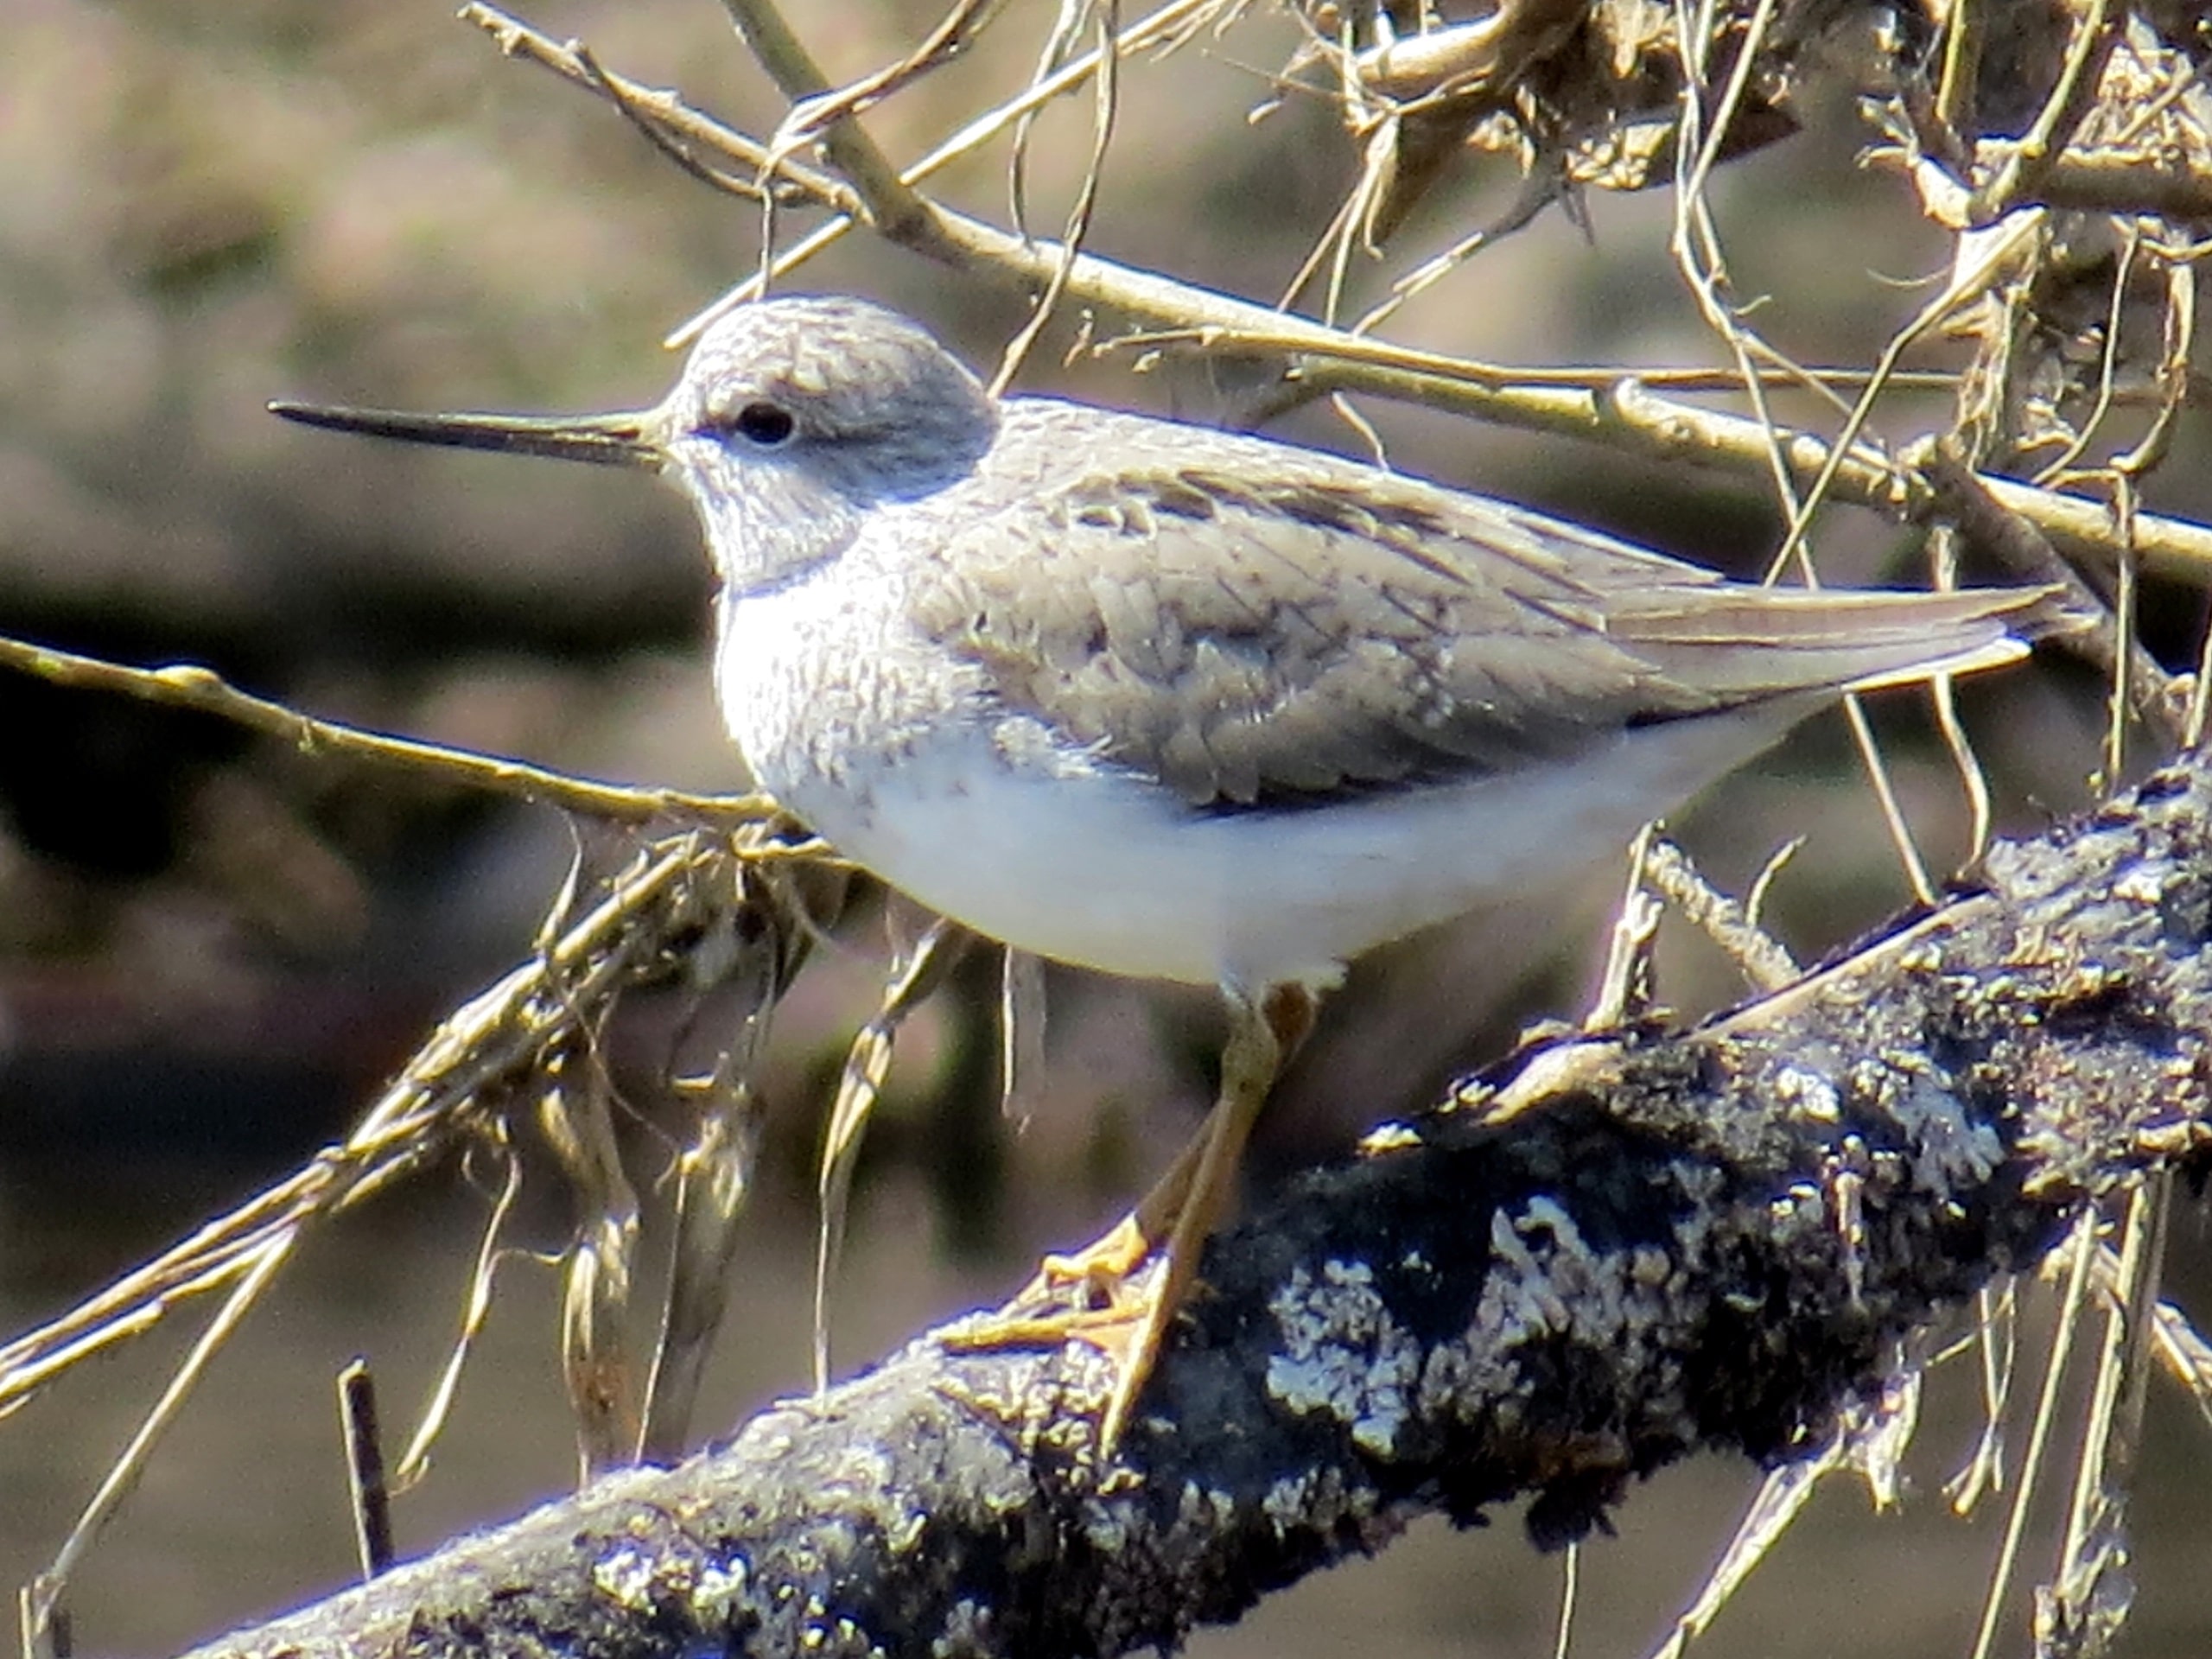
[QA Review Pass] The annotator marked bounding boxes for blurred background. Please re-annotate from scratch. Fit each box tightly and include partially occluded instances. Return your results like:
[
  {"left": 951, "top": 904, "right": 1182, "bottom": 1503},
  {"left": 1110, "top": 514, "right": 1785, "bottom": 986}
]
[{"left": 1, "top": 1, "right": 2208, "bottom": 1656}]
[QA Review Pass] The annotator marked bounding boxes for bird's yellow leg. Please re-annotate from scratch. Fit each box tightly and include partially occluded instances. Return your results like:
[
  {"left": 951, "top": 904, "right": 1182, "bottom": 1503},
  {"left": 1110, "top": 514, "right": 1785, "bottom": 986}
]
[
  {"left": 1024, "top": 1102, "right": 1216, "bottom": 1305},
  {"left": 941, "top": 1107, "right": 1213, "bottom": 1374},
  {"left": 950, "top": 984, "right": 1318, "bottom": 1452}
]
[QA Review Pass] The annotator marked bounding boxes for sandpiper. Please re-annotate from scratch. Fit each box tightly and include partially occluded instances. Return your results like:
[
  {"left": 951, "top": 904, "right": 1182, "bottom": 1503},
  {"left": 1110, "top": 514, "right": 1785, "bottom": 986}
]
[{"left": 274, "top": 295, "right": 2050, "bottom": 1450}]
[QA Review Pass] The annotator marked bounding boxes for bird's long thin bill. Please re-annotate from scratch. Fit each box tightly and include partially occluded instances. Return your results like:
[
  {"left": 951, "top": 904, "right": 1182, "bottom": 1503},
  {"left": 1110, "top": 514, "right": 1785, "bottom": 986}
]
[{"left": 266, "top": 402, "right": 658, "bottom": 468}]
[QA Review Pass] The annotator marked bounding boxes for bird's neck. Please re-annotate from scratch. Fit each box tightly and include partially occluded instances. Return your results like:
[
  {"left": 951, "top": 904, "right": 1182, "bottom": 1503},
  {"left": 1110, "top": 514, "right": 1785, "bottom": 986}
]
[{"left": 688, "top": 467, "right": 863, "bottom": 600}]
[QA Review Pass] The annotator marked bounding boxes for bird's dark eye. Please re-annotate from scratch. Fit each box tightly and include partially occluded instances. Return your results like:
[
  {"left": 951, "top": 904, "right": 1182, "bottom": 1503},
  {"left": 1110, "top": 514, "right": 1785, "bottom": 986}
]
[{"left": 731, "top": 401, "right": 796, "bottom": 447}]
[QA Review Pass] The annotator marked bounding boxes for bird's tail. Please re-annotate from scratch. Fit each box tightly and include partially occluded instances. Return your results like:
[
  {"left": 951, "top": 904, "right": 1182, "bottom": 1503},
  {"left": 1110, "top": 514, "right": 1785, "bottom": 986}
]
[{"left": 1606, "top": 582, "right": 2073, "bottom": 702}]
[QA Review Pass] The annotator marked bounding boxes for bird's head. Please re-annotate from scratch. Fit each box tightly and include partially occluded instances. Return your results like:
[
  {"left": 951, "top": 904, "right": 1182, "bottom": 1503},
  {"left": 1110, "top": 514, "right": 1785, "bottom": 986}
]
[{"left": 270, "top": 295, "right": 1000, "bottom": 594}]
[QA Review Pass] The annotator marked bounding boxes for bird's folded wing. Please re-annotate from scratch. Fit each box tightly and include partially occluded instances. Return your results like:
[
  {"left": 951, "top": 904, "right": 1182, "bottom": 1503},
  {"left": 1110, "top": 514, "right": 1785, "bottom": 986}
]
[{"left": 908, "top": 415, "right": 2037, "bottom": 810}]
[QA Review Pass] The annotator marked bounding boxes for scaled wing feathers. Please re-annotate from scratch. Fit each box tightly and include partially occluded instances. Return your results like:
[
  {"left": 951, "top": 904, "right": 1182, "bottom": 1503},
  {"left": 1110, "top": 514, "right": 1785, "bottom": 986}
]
[{"left": 908, "top": 404, "right": 2042, "bottom": 810}]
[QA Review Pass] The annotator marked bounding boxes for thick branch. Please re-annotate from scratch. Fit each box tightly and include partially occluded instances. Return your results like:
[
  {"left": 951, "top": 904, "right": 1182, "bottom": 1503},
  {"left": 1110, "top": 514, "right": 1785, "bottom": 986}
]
[{"left": 177, "top": 756, "right": 2212, "bottom": 1659}]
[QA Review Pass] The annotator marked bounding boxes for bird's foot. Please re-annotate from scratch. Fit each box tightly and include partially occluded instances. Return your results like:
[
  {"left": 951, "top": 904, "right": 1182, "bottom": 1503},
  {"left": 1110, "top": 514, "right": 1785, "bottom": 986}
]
[
  {"left": 944, "top": 1211, "right": 1184, "bottom": 1451},
  {"left": 1024, "top": 1211, "right": 1154, "bottom": 1306}
]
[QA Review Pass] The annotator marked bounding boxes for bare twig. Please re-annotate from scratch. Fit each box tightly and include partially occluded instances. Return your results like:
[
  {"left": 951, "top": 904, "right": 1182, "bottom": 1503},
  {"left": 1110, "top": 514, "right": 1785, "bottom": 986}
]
[
  {"left": 1641, "top": 838, "right": 1800, "bottom": 995},
  {"left": 812, "top": 915, "right": 968, "bottom": 1392},
  {"left": 989, "top": 0, "right": 1123, "bottom": 395},
  {"left": 0, "top": 633, "right": 772, "bottom": 828},
  {"left": 721, "top": 0, "right": 945, "bottom": 248},
  {"left": 336, "top": 1362, "right": 396, "bottom": 1581}
]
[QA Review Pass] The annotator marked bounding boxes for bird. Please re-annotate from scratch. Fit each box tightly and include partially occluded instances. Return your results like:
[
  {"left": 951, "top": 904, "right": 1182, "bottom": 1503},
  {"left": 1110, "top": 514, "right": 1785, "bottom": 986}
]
[{"left": 272, "top": 294, "right": 2051, "bottom": 1451}]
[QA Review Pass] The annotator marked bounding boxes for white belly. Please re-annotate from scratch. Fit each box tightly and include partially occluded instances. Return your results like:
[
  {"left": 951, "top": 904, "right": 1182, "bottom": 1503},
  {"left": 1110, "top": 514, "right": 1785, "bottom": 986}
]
[{"left": 760, "top": 704, "right": 1798, "bottom": 993}]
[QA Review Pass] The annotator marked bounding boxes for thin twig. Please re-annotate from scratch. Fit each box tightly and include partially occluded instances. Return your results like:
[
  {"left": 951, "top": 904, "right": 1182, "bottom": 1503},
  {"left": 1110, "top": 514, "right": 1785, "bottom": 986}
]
[
  {"left": 337, "top": 1362, "right": 396, "bottom": 1580},
  {"left": 1642, "top": 838, "right": 1801, "bottom": 995},
  {"left": 778, "top": 0, "right": 1010, "bottom": 143},
  {"left": 721, "top": 0, "right": 944, "bottom": 247},
  {"left": 991, "top": 0, "right": 1122, "bottom": 396},
  {"left": 1968, "top": 0, "right": 2120, "bottom": 220},
  {"left": 1967, "top": 1209, "right": 2098, "bottom": 1659},
  {"left": 671, "top": 0, "right": 1226, "bottom": 344},
  {"left": 0, "top": 634, "right": 771, "bottom": 827}
]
